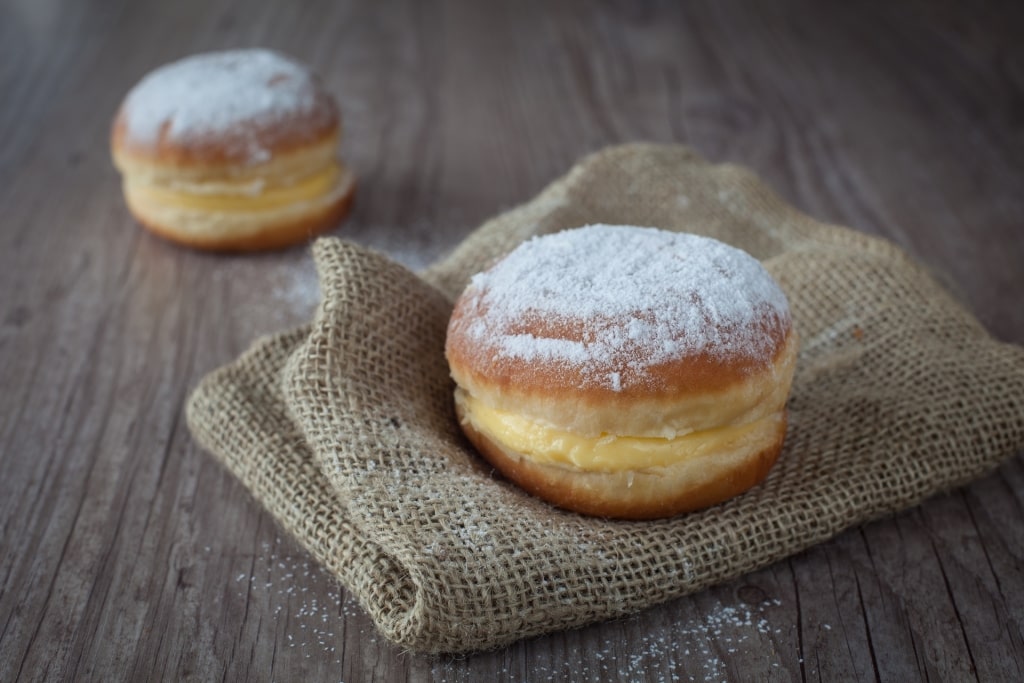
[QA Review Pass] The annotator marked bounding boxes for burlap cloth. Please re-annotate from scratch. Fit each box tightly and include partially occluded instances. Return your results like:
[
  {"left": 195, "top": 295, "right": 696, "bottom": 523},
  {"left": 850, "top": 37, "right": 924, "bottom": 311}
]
[{"left": 186, "top": 143, "right": 1024, "bottom": 654}]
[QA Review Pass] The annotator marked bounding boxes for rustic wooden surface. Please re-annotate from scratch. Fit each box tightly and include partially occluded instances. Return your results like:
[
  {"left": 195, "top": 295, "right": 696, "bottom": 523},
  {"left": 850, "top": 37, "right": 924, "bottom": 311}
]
[{"left": 2, "top": 0, "right": 1022, "bottom": 680}]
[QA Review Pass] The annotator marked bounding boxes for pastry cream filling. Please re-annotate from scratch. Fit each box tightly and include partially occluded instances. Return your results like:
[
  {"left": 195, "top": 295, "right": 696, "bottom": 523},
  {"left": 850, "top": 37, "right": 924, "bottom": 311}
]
[
  {"left": 127, "top": 162, "right": 341, "bottom": 212},
  {"left": 460, "top": 392, "right": 775, "bottom": 473}
]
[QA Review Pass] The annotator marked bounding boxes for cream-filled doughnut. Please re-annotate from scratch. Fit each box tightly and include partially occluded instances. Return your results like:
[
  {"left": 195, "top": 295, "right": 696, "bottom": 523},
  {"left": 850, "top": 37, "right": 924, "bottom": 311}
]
[
  {"left": 111, "top": 49, "right": 355, "bottom": 251},
  {"left": 445, "top": 224, "right": 798, "bottom": 519}
]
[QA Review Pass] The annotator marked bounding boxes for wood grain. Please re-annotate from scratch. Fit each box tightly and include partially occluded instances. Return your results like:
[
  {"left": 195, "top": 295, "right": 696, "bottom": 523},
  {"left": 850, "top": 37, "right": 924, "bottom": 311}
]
[{"left": 1, "top": 0, "right": 1022, "bottom": 680}]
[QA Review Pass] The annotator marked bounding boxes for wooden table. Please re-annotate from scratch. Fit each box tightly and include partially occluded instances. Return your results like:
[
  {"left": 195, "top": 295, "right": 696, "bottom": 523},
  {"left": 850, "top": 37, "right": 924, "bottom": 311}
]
[{"left": 3, "top": 1, "right": 1022, "bottom": 680}]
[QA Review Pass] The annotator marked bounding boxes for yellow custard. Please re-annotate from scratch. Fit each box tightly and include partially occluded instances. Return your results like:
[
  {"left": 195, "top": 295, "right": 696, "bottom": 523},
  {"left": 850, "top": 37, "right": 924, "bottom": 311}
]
[
  {"left": 128, "top": 162, "right": 340, "bottom": 212},
  {"left": 459, "top": 392, "right": 774, "bottom": 472}
]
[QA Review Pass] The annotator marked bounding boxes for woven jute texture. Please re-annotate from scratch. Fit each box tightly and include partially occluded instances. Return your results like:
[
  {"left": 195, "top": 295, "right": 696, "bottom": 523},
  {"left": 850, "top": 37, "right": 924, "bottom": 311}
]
[{"left": 186, "top": 143, "right": 1024, "bottom": 654}]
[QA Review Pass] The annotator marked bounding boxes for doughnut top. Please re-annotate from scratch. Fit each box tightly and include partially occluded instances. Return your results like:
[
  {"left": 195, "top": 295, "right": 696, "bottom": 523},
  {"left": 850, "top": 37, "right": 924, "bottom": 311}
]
[
  {"left": 114, "top": 49, "right": 338, "bottom": 165},
  {"left": 447, "top": 225, "right": 792, "bottom": 396}
]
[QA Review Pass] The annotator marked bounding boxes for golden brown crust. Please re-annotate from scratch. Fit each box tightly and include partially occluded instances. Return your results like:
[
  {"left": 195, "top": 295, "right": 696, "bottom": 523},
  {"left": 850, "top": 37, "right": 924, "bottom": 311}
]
[
  {"left": 127, "top": 172, "right": 355, "bottom": 252},
  {"left": 449, "top": 328, "right": 798, "bottom": 439},
  {"left": 458, "top": 403, "right": 786, "bottom": 520},
  {"left": 447, "top": 304, "right": 791, "bottom": 401},
  {"left": 110, "top": 105, "right": 340, "bottom": 169},
  {"left": 112, "top": 134, "right": 340, "bottom": 185}
]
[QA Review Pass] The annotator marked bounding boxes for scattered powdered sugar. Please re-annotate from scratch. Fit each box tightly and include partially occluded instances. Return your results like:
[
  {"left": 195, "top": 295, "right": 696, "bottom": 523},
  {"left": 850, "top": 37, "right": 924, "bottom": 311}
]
[
  {"left": 268, "top": 260, "right": 321, "bottom": 315},
  {"left": 227, "top": 537, "right": 808, "bottom": 677},
  {"left": 457, "top": 225, "right": 790, "bottom": 391},
  {"left": 427, "top": 593, "right": 795, "bottom": 681},
  {"left": 233, "top": 537, "right": 375, "bottom": 669},
  {"left": 122, "top": 49, "right": 328, "bottom": 162},
  {"left": 583, "top": 597, "right": 786, "bottom": 682},
  {"left": 224, "top": 255, "right": 321, "bottom": 340}
]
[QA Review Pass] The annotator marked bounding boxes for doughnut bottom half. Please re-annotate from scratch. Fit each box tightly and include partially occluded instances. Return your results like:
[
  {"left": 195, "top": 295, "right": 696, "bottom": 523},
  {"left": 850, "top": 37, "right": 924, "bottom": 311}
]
[{"left": 456, "top": 400, "right": 786, "bottom": 520}]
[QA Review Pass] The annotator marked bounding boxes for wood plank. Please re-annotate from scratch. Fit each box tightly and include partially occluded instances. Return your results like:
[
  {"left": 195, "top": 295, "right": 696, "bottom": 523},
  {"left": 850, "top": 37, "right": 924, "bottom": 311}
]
[{"left": 0, "top": 0, "right": 1021, "bottom": 680}]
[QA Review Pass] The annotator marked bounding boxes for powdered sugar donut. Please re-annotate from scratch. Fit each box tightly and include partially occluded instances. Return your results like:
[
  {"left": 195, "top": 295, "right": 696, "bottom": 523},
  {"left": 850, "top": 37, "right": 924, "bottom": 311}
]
[
  {"left": 111, "top": 49, "right": 354, "bottom": 251},
  {"left": 445, "top": 224, "right": 798, "bottom": 519}
]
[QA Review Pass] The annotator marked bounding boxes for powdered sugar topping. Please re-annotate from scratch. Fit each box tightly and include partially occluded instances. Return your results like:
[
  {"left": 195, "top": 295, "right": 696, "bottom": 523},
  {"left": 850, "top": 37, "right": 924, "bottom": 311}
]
[
  {"left": 121, "top": 49, "right": 331, "bottom": 162},
  {"left": 457, "top": 225, "right": 790, "bottom": 391}
]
